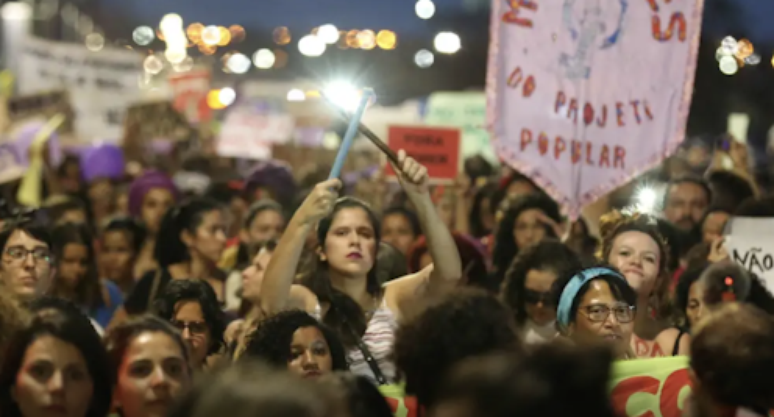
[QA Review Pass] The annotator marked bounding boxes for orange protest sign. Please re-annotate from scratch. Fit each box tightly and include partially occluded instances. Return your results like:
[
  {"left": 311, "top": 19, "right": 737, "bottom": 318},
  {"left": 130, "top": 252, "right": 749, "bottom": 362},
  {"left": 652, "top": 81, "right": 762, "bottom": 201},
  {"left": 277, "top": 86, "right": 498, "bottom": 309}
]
[{"left": 384, "top": 125, "right": 460, "bottom": 181}]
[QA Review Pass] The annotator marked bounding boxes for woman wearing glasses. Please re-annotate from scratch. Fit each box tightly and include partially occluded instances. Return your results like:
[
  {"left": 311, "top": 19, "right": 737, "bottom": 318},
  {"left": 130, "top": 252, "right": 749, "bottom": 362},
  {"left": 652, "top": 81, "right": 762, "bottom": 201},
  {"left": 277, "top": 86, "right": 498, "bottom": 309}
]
[
  {"left": 0, "top": 218, "right": 54, "bottom": 303},
  {"left": 501, "top": 240, "right": 582, "bottom": 344},
  {"left": 153, "top": 279, "right": 226, "bottom": 370},
  {"left": 553, "top": 266, "right": 638, "bottom": 359}
]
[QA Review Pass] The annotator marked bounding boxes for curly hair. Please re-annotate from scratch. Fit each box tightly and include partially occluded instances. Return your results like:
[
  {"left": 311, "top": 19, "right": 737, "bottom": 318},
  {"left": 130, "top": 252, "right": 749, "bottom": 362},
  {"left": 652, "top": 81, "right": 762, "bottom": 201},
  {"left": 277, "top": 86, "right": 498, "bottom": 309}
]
[
  {"left": 393, "top": 289, "right": 523, "bottom": 408},
  {"left": 597, "top": 210, "right": 673, "bottom": 320},
  {"left": 243, "top": 310, "right": 348, "bottom": 371},
  {"left": 502, "top": 240, "right": 582, "bottom": 326},
  {"left": 492, "top": 193, "right": 561, "bottom": 285},
  {"left": 152, "top": 279, "right": 227, "bottom": 356},
  {"left": 691, "top": 303, "right": 774, "bottom": 411}
]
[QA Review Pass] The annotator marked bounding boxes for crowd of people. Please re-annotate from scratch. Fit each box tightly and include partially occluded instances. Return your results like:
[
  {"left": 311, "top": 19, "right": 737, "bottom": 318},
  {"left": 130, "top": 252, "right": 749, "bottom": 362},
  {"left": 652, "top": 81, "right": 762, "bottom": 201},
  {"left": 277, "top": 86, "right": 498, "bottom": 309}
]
[{"left": 0, "top": 142, "right": 773, "bottom": 417}]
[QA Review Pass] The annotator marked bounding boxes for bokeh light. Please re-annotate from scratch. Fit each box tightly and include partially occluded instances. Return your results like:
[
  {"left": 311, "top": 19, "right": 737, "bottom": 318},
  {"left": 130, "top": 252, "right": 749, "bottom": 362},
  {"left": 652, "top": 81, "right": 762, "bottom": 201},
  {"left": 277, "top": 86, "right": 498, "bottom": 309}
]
[
  {"left": 218, "top": 87, "right": 236, "bottom": 106},
  {"left": 202, "top": 26, "right": 221, "bottom": 46},
  {"left": 229, "top": 25, "right": 246, "bottom": 43},
  {"left": 745, "top": 53, "right": 761, "bottom": 66},
  {"left": 164, "top": 49, "right": 187, "bottom": 64},
  {"left": 172, "top": 56, "right": 194, "bottom": 72},
  {"left": 287, "top": 89, "right": 306, "bottom": 102},
  {"left": 337, "top": 31, "right": 349, "bottom": 49},
  {"left": 253, "top": 49, "right": 276, "bottom": 69},
  {"left": 414, "top": 49, "right": 434, "bottom": 68},
  {"left": 434, "top": 32, "right": 461, "bottom": 54},
  {"left": 736, "top": 39, "right": 753, "bottom": 60},
  {"left": 376, "top": 30, "right": 397, "bottom": 50},
  {"left": 217, "top": 26, "right": 232, "bottom": 46},
  {"left": 719, "top": 55, "right": 738, "bottom": 75},
  {"left": 207, "top": 90, "right": 226, "bottom": 110},
  {"left": 226, "top": 53, "right": 251, "bottom": 74},
  {"left": 160, "top": 14, "right": 183, "bottom": 32},
  {"left": 346, "top": 30, "right": 359, "bottom": 48},
  {"left": 85, "top": 33, "right": 104, "bottom": 51},
  {"left": 143, "top": 54, "right": 164, "bottom": 74},
  {"left": 298, "top": 34, "right": 326, "bottom": 57},
  {"left": 356, "top": 30, "right": 376, "bottom": 50},
  {"left": 273, "top": 27, "right": 291, "bottom": 45},
  {"left": 415, "top": 0, "right": 436, "bottom": 19},
  {"left": 133, "top": 26, "right": 155, "bottom": 46},
  {"left": 198, "top": 43, "right": 217, "bottom": 55},
  {"left": 720, "top": 36, "right": 738, "bottom": 56},
  {"left": 186, "top": 23, "right": 204, "bottom": 43},
  {"left": 317, "top": 24, "right": 340, "bottom": 44},
  {"left": 323, "top": 81, "right": 364, "bottom": 112}
]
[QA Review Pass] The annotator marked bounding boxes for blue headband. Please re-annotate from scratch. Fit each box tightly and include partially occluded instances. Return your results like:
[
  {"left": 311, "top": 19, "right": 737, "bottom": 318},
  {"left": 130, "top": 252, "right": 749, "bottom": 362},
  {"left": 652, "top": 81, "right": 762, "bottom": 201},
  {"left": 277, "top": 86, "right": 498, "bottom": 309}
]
[{"left": 556, "top": 267, "right": 628, "bottom": 331}]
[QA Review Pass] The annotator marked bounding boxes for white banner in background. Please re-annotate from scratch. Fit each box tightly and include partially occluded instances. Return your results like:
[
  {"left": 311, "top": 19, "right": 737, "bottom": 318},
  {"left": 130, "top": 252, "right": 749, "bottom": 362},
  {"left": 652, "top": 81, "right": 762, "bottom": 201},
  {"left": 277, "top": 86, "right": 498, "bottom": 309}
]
[
  {"left": 487, "top": 0, "right": 704, "bottom": 217},
  {"left": 17, "top": 37, "right": 143, "bottom": 141},
  {"left": 217, "top": 104, "right": 295, "bottom": 160},
  {"left": 725, "top": 217, "right": 774, "bottom": 290}
]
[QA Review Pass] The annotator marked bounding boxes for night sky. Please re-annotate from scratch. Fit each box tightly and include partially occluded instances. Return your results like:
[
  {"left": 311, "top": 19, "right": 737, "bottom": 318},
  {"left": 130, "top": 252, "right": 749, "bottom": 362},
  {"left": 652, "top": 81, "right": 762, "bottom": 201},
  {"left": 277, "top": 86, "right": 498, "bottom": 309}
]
[{"left": 100, "top": 0, "right": 774, "bottom": 42}]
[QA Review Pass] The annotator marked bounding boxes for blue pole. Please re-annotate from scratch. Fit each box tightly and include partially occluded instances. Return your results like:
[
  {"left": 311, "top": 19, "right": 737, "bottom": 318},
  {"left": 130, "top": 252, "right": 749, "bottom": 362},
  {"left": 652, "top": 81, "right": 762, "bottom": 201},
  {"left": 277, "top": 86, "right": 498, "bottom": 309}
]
[{"left": 328, "top": 90, "right": 372, "bottom": 180}]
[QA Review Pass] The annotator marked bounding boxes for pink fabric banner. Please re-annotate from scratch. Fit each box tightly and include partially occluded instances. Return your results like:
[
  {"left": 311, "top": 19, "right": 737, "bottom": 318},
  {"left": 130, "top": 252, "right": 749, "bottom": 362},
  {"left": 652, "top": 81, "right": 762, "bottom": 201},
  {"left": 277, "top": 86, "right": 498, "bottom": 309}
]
[{"left": 486, "top": 0, "right": 704, "bottom": 218}]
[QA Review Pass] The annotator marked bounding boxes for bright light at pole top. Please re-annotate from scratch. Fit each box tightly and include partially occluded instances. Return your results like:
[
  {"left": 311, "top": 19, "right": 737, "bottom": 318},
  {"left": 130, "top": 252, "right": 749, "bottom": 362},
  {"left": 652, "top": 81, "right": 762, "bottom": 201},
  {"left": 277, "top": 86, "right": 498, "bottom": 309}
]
[
  {"left": 286, "top": 89, "right": 306, "bottom": 102},
  {"left": 317, "top": 24, "right": 340, "bottom": 44},
  {"left": 434, "top": 32, "right": 460, "bottom": 54},
  {"left": 324, "top": 81, "right": 363, "bottom": 112},
  {"left": 415, "top": 0, "right": 436, "bottom": 19}
]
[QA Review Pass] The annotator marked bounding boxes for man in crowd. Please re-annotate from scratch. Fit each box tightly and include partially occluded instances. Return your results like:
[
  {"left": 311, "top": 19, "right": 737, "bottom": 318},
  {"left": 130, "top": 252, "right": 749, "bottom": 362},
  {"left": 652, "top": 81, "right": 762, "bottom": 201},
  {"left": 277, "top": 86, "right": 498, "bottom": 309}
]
[{"left": 662, "top": 177, "right": 711, "bottom": 232}]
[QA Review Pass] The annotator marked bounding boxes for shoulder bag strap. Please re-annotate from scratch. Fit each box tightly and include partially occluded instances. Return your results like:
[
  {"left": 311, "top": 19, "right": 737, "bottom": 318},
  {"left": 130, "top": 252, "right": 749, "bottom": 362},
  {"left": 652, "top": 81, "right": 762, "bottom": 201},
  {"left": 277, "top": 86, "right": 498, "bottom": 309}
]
[{"left": 336, "top": 304, "right": 388, "bottom": 385}]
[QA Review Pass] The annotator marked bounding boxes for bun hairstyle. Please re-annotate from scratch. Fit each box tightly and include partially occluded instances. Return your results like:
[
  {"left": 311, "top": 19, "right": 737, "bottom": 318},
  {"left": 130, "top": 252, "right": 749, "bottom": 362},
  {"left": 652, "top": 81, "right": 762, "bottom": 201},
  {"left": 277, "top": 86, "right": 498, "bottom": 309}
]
[
  {"left": 597, "top": 210, "right": 672, "bottom": 319},
  {"left": 699, "top": 261, "right": 753, "bottom": 305}
]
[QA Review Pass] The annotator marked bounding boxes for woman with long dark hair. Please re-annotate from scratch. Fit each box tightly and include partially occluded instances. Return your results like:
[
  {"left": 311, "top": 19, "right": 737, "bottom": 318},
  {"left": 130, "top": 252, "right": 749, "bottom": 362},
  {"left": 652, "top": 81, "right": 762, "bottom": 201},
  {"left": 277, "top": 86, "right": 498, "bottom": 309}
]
[
  {"left": 262, "top": 152, "right": 461, "bottom": 384},
  {"left": 50, "top": 223, "right": 123, "bottom": 328}
]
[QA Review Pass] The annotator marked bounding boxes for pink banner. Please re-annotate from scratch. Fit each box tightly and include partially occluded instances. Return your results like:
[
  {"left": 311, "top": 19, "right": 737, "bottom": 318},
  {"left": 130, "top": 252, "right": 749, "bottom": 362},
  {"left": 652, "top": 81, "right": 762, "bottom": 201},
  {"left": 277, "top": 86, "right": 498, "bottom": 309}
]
[{"left": 486, "top": 0, "right": 704, "bottom": 217}]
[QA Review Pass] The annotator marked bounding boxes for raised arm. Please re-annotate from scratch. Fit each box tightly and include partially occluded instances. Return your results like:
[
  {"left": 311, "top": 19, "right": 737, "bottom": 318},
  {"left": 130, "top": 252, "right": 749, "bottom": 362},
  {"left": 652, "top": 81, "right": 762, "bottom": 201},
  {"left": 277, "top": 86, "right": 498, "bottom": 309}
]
[
  {"left": 397, "top": 150, "right": 462, "bottom": 290},
  {"left": 260, "top": 178, "right": 341, "bottom": 314}
]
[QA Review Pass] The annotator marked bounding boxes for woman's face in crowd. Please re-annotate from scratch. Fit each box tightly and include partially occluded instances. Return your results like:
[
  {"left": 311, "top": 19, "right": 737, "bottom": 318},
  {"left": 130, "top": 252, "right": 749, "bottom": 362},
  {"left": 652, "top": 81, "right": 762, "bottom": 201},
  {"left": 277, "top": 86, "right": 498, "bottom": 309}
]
[
  {"left": 115, "top": 331, "right": 190, "bottom": 417},
  {"left": 607, "top": 231, "right": 660, "bottom": 296},
  {"left": 323, "top": 207, "right": 377, "bottom": 278},
  {"left": 141, "top": 188, "right": 175, "bottom": 234},
  {"left": 524, "top": 268, "right": 558, "bottom": 326},
  {"left": 0, "top": 230, "right": 52, "bottom": 301},
  {"left": 513, "top": 209, "right": 548, "bottom": 250},
  {"left": 381, "top": 213, "right": 417, "bottom": 256},
  {"left": 288, "top": 326, "right": 333, "bottom": 379},
  {"left": 170, "top": 301, "right": 212, "bottom": 367},
  {"left": 188, "top": 210, "right": 228, "bottom": 265},
  {"left": 569, "top": 280, "right": 634, "bottom": 358},
  {"left": 686, "top": 279, "right": 706, "bottom": 330},
  {"left": 57, "top": 243, "right": 89, "bottom": 290},
  {"left": 12, "top": 335, "right": 93, "bottom": 417},
  {"left": 115, "top": 192, "right": 129, "bottom": 217},
  {"left": 101, "top": 230, "right": 135, "bottom": 283},
  {"left": 241, "top": 248, "right": 272, "bottom": 301},
  {"left": 702, "top": 211, "right": 729, "bottom": 244},
  {"left": 246, "top": 210, "right": 285, "bottom": 245}
]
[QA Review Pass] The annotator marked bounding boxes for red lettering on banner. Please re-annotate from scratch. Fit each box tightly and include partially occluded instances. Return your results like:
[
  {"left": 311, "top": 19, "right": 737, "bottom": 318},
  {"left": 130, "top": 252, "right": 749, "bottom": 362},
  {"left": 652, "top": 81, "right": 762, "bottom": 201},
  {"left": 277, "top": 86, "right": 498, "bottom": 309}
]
[
  {"left": 597, "top": 105, "right": 608, "bottom": 127},
  {"left": 502, "top": 0, "right": 538, "bottom": 28},
  {"left": 614, "top": 146, "right": 626, "bottom": 169},
  {"left": 600, "top": 145, "right": 610, "bottom": 167},
  {"left": 385, "top": 397, "right": 398, "bottom": 414},
  {"left": 523, "top": 75, "right": 536, "bottom": 97},
  {"left": 538, "top": 132, "right": 549, "bottom": 155},
  {"left": 611, "top": 375, "right": 660, "bottom": 417},
  {"left": 583, "top": 103, "right": 594, "bottom": 126},
  {"left": 644, "top": 101, "right": 654, "bottom": 120},
  {"left": 507, "top": 67, "right": 523, "bottom": 88},
  {"left": 568, "top": 99, "right": 579, "bottom": 123},
  {"left": 555, "top": 136, "right": 567, "bottom": 159},
  {"left": 660, "top": 369, "right": 691, "bottom": 417},
  {"left": 652, "top": 14, "right": 687, "bottom": 42},
  {"left": 521, "top": 128, "right": 533, "bottom": 150},
  {"left": 616, "top": 102, "right": 626, "bottom": 127},
  {"left": 585, "top": 142, "right": 594, "bottom": 166},
  {"left": 645, "top": 0, "right": 660, "bottom": 11},
  {"left": 571, "top": 140, "right": 582, "bottom": 164},
  {"left": 630, "top": 100, "right": 642, "bottom": 124}
]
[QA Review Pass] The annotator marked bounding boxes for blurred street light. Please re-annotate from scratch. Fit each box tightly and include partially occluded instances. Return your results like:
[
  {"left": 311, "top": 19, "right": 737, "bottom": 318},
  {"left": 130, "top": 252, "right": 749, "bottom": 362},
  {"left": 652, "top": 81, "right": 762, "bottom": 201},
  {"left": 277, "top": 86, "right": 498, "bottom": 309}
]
[
  {"left": 318, "top": 24, "right": 339, "bottom": 44},
  {"left": 376, "top": 30, "right": 397, "bottom": 50},
  {"left": 323, "top": 81, "right": 364, "bottom": 112},
  {"left": 434, "top": 32, "right": 460, "bottom": 54},
  {"left": 160, "top": 14, "right": 183, "bottom": 32},
  {"left": 415, "top": 0, "right": 436, "bottom": 19},
  {"left": 143, "top": 54, "right": 164, "bottom": 74},
  {"left": 273, "top": 27, "right": 291, "bottom": 45},
  {"left": 253, "top": 49, "right": 275, "bottom": 69},
  {"left": 218, "top": 87, "right": 236, "bottom": 106},
  {"left": 719, "top": 55, "right": 738, "bottom": 75},
  {"left": 85, "top": 32, "right": 104, "bottom": 51},
  {"left": 226, "top": 53, "right": 251, "bottom": 74},
  {"left": 133, "top": 26, "right": 155, "bottom": 46},
  {"left": 287, "top": 88, "right": 306, "bottom": 101},
  {"left": 202, "top": 26, "right": 221, "bottom": 46},
  {"left": 1, "top": 2, "right": 32, "bottom": 20},
  {"left": 414, "top": 49, "right": 434, "bottom": 68},
  {"left": 357, "top": 30, "right": 376, "bottom": 50},
  {"left": 298, "top": 34, "right": 325, "bottom": 57}
]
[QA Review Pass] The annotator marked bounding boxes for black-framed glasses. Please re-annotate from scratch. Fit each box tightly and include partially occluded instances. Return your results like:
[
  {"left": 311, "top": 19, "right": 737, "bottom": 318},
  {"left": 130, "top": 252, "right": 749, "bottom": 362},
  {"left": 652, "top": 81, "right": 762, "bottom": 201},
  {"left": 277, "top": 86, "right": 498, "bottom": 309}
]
[
  {"left": 579, "top": 304, "right": 635, "bottom": 323},
  {"left": 524, "top": 289, "right": 554, "bottom": 306},
  {"left": 3, "top": 246, "right": 51, "bottom": 264},
  {"left": 171, "top": 320, "right": 209, "bottom": 335}
]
